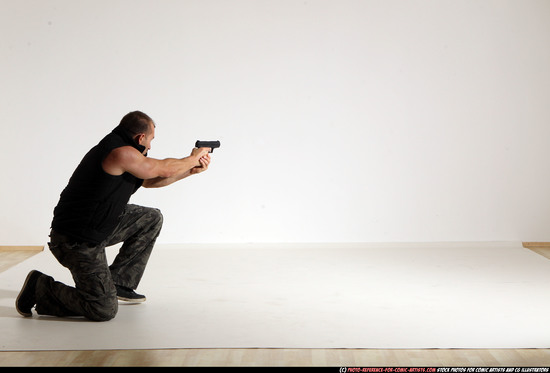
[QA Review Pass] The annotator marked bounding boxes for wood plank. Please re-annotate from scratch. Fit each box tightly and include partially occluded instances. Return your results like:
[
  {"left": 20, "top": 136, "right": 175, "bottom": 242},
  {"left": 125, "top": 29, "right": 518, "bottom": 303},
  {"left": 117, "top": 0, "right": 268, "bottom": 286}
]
[
  {"left": 0, "top": 250, "right": 42, "bottom": 273},
  {"left": 1, "top": 348, "right": 550, "bottom": 367},
  {"left": 0, "top": 246, "right": 43, "bottom": 252},
  {"left": 522, "top": 242, "right": 550, "bottom": 260},
  {"left": 522, "top": 242, "right": 550, "bottom": 248}
]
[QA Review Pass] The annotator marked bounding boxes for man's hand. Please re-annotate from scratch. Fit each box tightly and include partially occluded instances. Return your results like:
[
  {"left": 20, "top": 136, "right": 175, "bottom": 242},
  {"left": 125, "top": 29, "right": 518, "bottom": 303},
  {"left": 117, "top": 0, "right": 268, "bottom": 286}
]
[
  {"left": 190, "top": 147, "right": 211, "bottom": 163},
  {"left": 190, "top": 152, "right": 211, "bottom": 175}
]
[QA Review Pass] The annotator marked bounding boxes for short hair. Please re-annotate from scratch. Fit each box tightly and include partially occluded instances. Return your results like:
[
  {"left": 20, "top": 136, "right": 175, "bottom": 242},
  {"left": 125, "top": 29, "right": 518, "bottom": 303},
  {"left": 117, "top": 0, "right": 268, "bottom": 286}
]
[{"left": 118, "top": 111, "right": 155, "bottom": 136}]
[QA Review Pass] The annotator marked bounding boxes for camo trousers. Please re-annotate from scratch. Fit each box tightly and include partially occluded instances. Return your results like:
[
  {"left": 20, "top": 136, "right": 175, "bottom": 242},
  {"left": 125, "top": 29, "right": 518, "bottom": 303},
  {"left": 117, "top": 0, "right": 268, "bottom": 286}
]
[{"left": 35, "top": 204, "right": 163, "bottom": 321}]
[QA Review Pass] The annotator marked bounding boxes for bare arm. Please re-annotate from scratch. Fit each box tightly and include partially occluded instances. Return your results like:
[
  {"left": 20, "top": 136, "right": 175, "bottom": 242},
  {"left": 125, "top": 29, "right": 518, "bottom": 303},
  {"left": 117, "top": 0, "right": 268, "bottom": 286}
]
[
  {"left": 142, "top": 153, "right": 211, "bottom": 188},
  {"left": 102, "top": 146, "right": 211, "bottom": 188}
]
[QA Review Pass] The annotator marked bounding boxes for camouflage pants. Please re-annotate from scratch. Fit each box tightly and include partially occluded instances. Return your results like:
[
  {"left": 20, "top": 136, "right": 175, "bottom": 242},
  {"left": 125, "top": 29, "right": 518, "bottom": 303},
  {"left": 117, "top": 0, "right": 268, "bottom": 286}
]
[{"left": 35, "top": 204, "right": 163, "bottom": 321}]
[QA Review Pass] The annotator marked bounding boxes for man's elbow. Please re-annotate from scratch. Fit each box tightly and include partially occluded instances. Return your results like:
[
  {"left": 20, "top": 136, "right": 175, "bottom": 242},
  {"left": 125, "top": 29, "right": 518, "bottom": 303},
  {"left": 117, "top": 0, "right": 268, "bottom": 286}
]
[{"left": 142, "top": 179, "right": 154, "bottom": 188}]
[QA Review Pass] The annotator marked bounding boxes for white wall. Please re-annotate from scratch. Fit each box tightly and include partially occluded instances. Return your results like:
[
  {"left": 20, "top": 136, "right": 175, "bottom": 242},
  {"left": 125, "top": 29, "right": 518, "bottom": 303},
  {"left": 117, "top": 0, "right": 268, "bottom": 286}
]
[{"left": 2, "top": 0, "right": 550, "bottom": 245}]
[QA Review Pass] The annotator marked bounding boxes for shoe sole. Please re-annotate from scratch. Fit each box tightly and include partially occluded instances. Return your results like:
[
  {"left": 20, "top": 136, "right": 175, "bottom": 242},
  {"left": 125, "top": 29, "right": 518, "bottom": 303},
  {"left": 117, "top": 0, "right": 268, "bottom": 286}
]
[
  {"left": 15, "top": 270, "right": 39, "bottom": 317},
  {"left": 117, "top": 296, "right": 146, "bottom": 303}
]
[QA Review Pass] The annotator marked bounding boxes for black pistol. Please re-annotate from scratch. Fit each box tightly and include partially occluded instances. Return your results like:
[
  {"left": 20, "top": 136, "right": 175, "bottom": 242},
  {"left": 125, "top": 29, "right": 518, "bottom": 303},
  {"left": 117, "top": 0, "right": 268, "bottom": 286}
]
[{"left": 195, "top": 140, "right": 221, "bottom": 153}]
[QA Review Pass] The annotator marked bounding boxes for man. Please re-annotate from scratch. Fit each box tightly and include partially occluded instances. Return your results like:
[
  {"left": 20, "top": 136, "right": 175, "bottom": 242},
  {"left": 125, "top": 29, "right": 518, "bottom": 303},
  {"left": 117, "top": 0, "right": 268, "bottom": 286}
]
[{"left": 15, "top": 111, "right": 212, "bottom": 321}]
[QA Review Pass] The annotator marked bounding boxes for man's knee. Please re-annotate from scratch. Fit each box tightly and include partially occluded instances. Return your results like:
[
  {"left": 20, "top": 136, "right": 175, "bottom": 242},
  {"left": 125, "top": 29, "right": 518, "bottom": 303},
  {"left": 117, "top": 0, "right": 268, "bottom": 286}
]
[
  {"left": 146, "top": 208, "right": 163, "bottom": 230},
  {"left": 86, "top": 295, "right": 118, "bottom": 322},
  {"left": 78, "top": 272, "right": 119, "bottom": 321},
  {"left": 152, "top": 208, "right": 163, "bottom": 224}
]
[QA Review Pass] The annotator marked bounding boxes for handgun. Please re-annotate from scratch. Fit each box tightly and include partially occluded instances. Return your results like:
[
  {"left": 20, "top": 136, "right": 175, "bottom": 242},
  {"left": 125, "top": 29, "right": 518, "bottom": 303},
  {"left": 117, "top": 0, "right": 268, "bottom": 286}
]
[{"left": 195, "top": 140, "right": 221, "bottom": 153}]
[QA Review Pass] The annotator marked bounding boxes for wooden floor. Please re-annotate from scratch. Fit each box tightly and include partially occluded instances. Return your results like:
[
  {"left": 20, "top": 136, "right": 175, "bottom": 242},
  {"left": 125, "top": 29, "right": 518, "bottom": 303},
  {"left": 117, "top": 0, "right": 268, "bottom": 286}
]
[{"left": 1, "top": 247, "right": 550, "bottom": 367}]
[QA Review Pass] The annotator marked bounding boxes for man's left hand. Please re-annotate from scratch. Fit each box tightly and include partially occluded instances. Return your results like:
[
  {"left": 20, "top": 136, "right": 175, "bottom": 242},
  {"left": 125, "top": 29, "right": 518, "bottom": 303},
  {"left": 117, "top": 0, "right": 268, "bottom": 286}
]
[{"left": 190, "top": 153, "right": 211, "bottom": 175}]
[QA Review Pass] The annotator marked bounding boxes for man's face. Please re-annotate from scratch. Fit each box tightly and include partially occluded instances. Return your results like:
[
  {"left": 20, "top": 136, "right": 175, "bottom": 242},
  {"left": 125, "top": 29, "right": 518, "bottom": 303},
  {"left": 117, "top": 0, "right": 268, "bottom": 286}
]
[{"left": 139, "top": 123, "right": 155, "bottom": 155}]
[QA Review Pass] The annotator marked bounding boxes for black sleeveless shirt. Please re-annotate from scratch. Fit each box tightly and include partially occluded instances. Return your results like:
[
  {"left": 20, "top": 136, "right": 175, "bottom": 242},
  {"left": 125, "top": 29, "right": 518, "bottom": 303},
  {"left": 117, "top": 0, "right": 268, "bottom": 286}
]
[{"left": 51, "top": 126, "right": 145, "bottom": 244}]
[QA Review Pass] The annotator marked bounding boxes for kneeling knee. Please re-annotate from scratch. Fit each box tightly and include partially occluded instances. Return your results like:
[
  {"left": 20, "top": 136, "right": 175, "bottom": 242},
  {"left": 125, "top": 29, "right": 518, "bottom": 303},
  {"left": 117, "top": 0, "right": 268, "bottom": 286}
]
[{"left": 87, "top": 297, "right": 118, "bottom": 322}]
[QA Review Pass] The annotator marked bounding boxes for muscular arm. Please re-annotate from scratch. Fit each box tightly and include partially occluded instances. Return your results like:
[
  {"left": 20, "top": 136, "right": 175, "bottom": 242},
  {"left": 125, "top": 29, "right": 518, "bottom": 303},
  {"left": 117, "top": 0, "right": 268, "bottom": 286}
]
[
  {"left": 102, "top": 146, "right": 211, "bottom": 188},
  {"left": 142, "top": 171, "right": 192, "bottom": 188}
]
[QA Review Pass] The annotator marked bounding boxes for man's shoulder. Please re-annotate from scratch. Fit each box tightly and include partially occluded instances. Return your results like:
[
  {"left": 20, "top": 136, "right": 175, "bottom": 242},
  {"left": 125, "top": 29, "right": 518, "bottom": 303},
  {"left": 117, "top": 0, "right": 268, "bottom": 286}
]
[
  {"left": 106, "top": 146, "right": 143, "bottom": 163},
  {"left": 102, "top": 146, "right": 143, "bottom": 176}
]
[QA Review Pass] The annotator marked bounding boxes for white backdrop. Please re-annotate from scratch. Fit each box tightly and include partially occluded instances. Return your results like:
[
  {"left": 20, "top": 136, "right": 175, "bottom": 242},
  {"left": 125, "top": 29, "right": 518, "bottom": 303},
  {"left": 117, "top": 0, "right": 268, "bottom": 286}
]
[{"left": 2, "top": 0, "right": 550, "bottom": 245}]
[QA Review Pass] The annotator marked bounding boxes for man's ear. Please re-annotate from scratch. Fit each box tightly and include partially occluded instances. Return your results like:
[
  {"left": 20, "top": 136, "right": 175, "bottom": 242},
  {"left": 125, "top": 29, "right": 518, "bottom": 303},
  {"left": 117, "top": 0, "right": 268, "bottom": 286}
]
[{"left": 135, "top": 134, "right": 145, "bottom": 145}]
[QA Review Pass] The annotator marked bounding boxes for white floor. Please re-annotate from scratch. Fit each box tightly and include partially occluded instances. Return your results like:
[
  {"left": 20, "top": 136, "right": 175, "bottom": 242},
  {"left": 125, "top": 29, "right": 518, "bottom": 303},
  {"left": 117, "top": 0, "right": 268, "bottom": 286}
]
[{"left": 1, "top": 242, "right": 549, "bottom": 351}]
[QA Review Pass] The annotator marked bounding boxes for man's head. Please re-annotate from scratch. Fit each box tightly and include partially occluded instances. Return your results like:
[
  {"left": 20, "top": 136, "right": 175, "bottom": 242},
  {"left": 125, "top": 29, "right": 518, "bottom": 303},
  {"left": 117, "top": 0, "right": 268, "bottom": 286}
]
[{"left": 119, "top": 111, "right": 156, "bottom": 155}]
